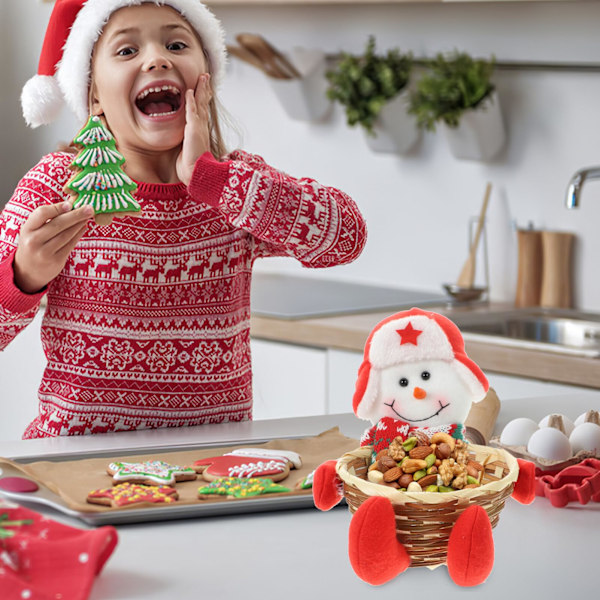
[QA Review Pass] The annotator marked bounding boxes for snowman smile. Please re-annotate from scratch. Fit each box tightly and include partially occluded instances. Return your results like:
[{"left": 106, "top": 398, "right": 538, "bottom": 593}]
[{"left": 384, "top": 399, "right": 450, "bottom": 422}]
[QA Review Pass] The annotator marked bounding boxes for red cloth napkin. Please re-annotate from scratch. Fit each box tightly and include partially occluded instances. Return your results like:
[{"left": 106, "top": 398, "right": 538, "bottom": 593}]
[{"left": 0, "top": 505, "right": 118, "bottom": 600}]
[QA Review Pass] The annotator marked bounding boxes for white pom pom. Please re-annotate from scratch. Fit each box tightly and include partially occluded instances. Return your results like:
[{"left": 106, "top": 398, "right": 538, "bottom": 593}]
[{"left": 21, "top": 75, "right": 65, "bottom": 128}]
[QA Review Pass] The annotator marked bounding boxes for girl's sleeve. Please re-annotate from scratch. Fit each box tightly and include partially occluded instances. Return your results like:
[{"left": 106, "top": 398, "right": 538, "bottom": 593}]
[
  {"left": 188, "top": 150, "right": 367, "bottom": 267},
  {"left": 0, "top": 154, "right": 69, "bottom": 350}
]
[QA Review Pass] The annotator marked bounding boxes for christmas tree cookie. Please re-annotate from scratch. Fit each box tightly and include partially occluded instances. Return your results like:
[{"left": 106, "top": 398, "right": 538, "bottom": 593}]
[{"left": 64, "top": 115, "right": 141, "bottom": 225}]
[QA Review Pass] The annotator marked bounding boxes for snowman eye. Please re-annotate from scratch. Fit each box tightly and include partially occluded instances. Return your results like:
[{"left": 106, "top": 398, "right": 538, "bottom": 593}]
[
  {"left": 421, "top": 371, "right": 431, "bottom": 380},
  {"left": 399, "top": 378, "right": 409, "bottom": 387}
]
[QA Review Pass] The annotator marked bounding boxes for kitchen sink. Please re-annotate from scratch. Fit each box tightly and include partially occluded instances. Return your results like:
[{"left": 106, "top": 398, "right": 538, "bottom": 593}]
[{"left": 451, "top": 308, "right": 600, "bottom": 357}]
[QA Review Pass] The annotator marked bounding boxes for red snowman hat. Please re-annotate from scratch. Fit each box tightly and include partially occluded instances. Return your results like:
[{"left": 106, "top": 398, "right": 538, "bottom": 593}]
[
  {"left": 353, "top": 308, "right": 489, "bottom": 420},
  {"left": 21, "top": 0, "right": 227, "bottom": 128}
]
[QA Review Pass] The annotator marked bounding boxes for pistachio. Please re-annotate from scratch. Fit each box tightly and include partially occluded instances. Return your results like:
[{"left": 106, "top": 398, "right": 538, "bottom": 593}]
[
  {"left": 425, "top": 485, "right": 439, "bottom": 492},
  {"left": 466, "top": 475, "right": 480, "bottom": 486},
  {"left": 425, "top": 453, "right": 436, "bottom": 468},
  {"left": 413, "top": 469, "right": 427, "bottom": 481},
  {"left": 402, "top": 437, "right": 418, "bottom": 452},
  {"left": 438, "top": 485, "right": 454, "bottom": 493}
]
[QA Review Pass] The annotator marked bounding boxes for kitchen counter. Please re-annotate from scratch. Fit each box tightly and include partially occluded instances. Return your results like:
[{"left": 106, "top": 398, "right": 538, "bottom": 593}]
[
  {"left": 251, "top": 302, "right": 600, "bottom": 388},
  {"left": 0, "top": 393, "right": 598, "bottom": 599}
]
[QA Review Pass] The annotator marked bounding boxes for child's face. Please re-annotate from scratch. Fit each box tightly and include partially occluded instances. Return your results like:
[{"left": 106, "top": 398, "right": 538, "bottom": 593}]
[{"left": 90, "top": 4, "right": 208, "bottom": 154}]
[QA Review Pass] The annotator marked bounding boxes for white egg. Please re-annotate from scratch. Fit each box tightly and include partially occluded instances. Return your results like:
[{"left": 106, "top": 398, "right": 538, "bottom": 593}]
[
  {"left": 527, "top": 427, "right": 572, "bottom": 461},
  {"left": 575, "top": 410, "right": 600, "bottom": 427},
  {"left": 500, "top": 417, "right": 539, "bottom": 446},
  {"left": 538, "top": 413, "right": 575, "bottom": 436},
  {"left": 569, "top": 422, "right": 600, "bottom": 455}
]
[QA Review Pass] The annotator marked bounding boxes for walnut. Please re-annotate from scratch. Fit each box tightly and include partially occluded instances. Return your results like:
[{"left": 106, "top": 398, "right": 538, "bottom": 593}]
[
  {"left": 388, "top": 437, "right": 406, "bottom": 461},
  {"left": 451, "top": 471, "right": 468, "bottom": 490},
  {"left": 439, "top": 458, "right": 467, "bottom": 487},
  {"left": 452, "top": 439, "right": 469, "bottom": 465}
]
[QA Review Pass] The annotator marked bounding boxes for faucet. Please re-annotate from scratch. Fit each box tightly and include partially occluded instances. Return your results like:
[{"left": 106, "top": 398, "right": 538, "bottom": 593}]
[{"left": 565, "top": 166, "right": 600, "bottom": 208}]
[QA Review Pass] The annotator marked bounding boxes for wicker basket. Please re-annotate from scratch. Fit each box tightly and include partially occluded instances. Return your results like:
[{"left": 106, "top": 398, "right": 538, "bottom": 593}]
[{"left": 337, "top": 444, "right": 519, "bottom": 569}]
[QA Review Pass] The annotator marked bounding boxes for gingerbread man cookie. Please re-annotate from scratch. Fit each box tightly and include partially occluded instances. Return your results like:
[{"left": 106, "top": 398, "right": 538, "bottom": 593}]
[
  {"left": 197, "top": 477, "right": 290, "bottom": 499},
  {"left": 107, "top": 460, "right": 197, "bottom": 486},
  {"left": 87, "top": 482, "right": 178, "bottom": 507},
  {"left": 193, "top": 449, "right": 302, "bottom": 482}
]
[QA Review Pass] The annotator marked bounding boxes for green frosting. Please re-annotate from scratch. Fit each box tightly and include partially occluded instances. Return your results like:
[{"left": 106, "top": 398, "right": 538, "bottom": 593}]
[
  {"left": 66, "top": 116, "right": 140, "bottom": 216},
  {"left": 198, "top": 477, "right": 290, "bottom": 498}
]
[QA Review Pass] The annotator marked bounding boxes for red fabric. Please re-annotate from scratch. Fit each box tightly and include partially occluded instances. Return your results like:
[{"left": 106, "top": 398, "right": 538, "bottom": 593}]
[
  {"left": 37, "top": 0, "right": 84, "bottom": 77},
  {"left": 348, "top": 496, "right": 410, "bottom": 585},
  {"left": 0, "top": 150, "right": 366, "bottom": 438},
  {"left": 512, "top": 458, "right": 536, "bottom": 505},
  {"left": 0, "top": 505, "right": 117, "bottom": 600},
  {"left": 360, "top": 417, "right": 464, "bottom": 454},
  {"left": 312, "top": 460, "right": 343, "bottom": 511},
  {"left": 352, "top": 308, "right": 488, "bottom": 415},
  {"left": 446, "top": 505, "right": 494, "bottom": 587}
]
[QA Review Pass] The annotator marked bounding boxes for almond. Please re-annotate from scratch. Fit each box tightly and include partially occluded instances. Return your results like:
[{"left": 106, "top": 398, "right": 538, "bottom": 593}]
[
  {"left": 383, "top": 467, "right": 403, "bottom": 482},
  {"left": 379, "top": 455, "right": 398, "bottom": 470},
  {"left": 416, "top": 474, "right": 438, "bottom": 488},
  {"left": 409, "top": 445, "right": 434, "bottom": 460}
]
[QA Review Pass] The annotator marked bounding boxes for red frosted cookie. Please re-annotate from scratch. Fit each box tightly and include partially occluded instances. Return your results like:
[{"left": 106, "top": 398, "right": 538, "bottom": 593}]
[
  {"left": 87, "top": 482, "right": 178, "bottom": 507},
  {"left": 194, "top": 449, "right": 302, "bottom": 482}
]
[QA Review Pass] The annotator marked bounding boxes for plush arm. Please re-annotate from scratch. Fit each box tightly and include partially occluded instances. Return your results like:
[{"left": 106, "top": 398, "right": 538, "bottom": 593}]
[
  {"left": 511, "top": 458, "right": 536, "bottom": 505},
  {"left": 312, "top": 460, "right": 344, "bottom": 511}
]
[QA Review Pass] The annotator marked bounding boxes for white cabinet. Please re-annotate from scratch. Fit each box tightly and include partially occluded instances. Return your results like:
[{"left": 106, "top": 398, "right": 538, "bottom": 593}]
[
  {"left": 250, "top": 339, "right": 327, "bottom": 420},
  {"left": 0, "top": 311, "right": 45, "bottom": 440}
]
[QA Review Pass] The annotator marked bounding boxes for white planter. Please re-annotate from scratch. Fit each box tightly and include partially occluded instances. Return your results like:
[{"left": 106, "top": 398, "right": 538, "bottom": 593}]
[
  {"left": 268, "top": 48, "right": 331, "bottom": 122},
  {"left": 442, "top": 91, "right": 506, "bottom": 162},
  {"left": 363, "top": 90, "right": 420, "bottom": 155}
]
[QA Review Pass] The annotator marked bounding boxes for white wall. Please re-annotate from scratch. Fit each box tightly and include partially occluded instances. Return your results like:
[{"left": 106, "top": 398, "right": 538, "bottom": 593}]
[{"left": 3, "top": 1, "right": 600, "bottom": 310}]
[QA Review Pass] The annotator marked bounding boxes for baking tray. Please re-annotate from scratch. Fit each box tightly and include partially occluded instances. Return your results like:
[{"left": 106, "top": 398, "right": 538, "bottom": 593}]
[{"left": 0, "top": 432, "right": 354, "bottom": 526}]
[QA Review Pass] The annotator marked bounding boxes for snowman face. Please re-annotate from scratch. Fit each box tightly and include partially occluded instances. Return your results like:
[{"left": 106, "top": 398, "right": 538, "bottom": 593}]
[{"left": 376, "top": 360, "right": 473, "bottom": 426}]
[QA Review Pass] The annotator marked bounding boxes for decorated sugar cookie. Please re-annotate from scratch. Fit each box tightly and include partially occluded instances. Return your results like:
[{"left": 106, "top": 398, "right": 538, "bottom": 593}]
[
  {"left": 194, "top": 448, "right": 302, "bottom": 482},
  {"left": 296, "top": 469, "right": 315, "bottom": 490},
  {"left": 64, "top": 115, "right": 141, "bottom": 225},
  {"left": 107, "top": 460, "right": 197, "bottom": 486},
  {"left": 87, "top": 482, "right": 178, "bottom": 507},
  {"left": 197, "top": 477, "right": 290, "bottom": 499}
]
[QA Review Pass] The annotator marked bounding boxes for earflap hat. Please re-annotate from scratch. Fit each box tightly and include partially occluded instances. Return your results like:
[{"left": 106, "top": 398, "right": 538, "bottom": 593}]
[
  {"left": 21, "top": 0, "right": 227, "bottom": 128},
  {"left": 353, "top": 308, "right": 489, "bottom": 421}
]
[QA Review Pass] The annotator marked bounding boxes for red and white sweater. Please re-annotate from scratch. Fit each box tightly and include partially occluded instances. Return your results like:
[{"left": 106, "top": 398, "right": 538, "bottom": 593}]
[{"left": 0, "top": 150, "right": 366, "bottom": 438}]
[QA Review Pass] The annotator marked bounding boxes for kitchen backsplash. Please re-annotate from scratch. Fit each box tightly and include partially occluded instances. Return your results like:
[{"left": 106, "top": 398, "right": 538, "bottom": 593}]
[{"left": 2, "top": 1, "right": 600, "bottom": 311}]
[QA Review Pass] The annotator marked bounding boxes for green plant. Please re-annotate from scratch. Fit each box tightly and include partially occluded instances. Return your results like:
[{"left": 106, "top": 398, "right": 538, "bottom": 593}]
[
  {"left": 409, "top": 51, "right": 496, "bottom": 131},
  {"left": 326, "top": 37, "right": 413, "bottom": 135}
]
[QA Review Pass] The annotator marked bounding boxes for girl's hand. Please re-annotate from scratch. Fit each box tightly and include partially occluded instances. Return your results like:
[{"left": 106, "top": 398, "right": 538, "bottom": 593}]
[
  {"left": 13, "top": 201, "right": 94, "bottom": 294},
  {"left": 176, "top": 74, "right": 212, "bottom": 186}
]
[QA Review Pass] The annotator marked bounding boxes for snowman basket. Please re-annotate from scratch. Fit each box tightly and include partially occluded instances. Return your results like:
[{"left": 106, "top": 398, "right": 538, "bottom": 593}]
[{"left": 336, "top": 443, "right": 519, "bottom": 569}]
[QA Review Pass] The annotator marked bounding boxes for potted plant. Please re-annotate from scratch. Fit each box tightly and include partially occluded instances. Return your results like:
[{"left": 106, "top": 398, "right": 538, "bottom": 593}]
[
  {"left": 326, "top": 37, "right": 418, "bottom": 154},
  {"left": 409, "top": 51, "right": 506, "bottom": 161}
]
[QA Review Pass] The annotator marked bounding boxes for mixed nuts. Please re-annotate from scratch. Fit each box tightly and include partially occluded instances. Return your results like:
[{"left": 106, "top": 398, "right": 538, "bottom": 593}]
[{"left": 367, "top": 432, "right": 484, "bottom": 493}]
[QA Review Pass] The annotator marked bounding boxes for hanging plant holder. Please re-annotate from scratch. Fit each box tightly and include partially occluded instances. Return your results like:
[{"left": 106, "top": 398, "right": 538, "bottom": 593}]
[
  {"left": 443, "top": 91, "right": 506, "bottom": 162},
  {"left": 363, "top": 90, "right": 420, "bottom": 155}
]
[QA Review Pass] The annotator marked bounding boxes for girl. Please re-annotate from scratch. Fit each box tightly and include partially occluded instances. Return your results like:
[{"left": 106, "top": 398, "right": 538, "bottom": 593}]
[{"left": 0, "top": 0, "right": 366, "bottom": 438}]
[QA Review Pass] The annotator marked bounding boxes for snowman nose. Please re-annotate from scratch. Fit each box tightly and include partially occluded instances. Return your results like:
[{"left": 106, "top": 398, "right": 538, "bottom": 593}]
[{"left": 413, "top": 387, "right": 427, "bottom": 400}]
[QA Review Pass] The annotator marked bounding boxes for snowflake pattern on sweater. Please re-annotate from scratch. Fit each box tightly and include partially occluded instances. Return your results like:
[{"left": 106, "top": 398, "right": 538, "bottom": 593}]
[
  {"left": 0, "top": 150, "right": 366, "bottom": 438},
  {"left": 360, "top": 416, "right": 465, "bottom": 454}
]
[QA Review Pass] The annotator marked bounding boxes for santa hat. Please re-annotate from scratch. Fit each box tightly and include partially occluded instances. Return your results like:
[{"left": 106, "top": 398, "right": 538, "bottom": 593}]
[
  {"left": 21, "top": 0, "right": 227, "bottom": 128},
  {"left": 353, "top": 308, "right": 489, "bottom": 420}
]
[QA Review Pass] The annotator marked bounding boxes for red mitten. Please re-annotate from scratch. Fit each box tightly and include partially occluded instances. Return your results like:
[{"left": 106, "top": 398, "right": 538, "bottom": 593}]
[
  {"left": 446, "top": 505, "right": 494, "bottom": 587},
  {"left": 0, "top": 505, "right": 118, "bottom": 600},
  {"left": 312, "top": 460, "right": 343, "bottom": 511},
  {"left": 512, "top": 459, "right": 536, "bottom": 505},
  {"left": 348, "top": 496, "right": 410, "bottom": 585}
]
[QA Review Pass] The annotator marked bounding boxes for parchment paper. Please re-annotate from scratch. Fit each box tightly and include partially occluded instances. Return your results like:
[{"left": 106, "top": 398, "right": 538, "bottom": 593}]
[{"left": 0, "top": 428, "right": 359, "bottom": 513}]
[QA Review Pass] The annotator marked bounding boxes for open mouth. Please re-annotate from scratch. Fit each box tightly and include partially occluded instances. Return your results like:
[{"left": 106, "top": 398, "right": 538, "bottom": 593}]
[
  {"left": 383, "top": 400, "right": 450, "bottom": 422},
  {"left": 135, "top": 85, "right": 182, "bottom": 117}
]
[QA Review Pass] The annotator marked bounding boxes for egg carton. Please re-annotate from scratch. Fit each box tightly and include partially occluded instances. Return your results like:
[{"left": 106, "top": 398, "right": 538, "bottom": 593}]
[{"left": 488, "top": 436, "right": 599, "bottom": 473}]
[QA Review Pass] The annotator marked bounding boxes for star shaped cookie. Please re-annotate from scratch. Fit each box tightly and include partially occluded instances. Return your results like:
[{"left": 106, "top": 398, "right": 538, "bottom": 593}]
[{"left": 107, "top": 460, "right": 197, "bottom": 486}]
